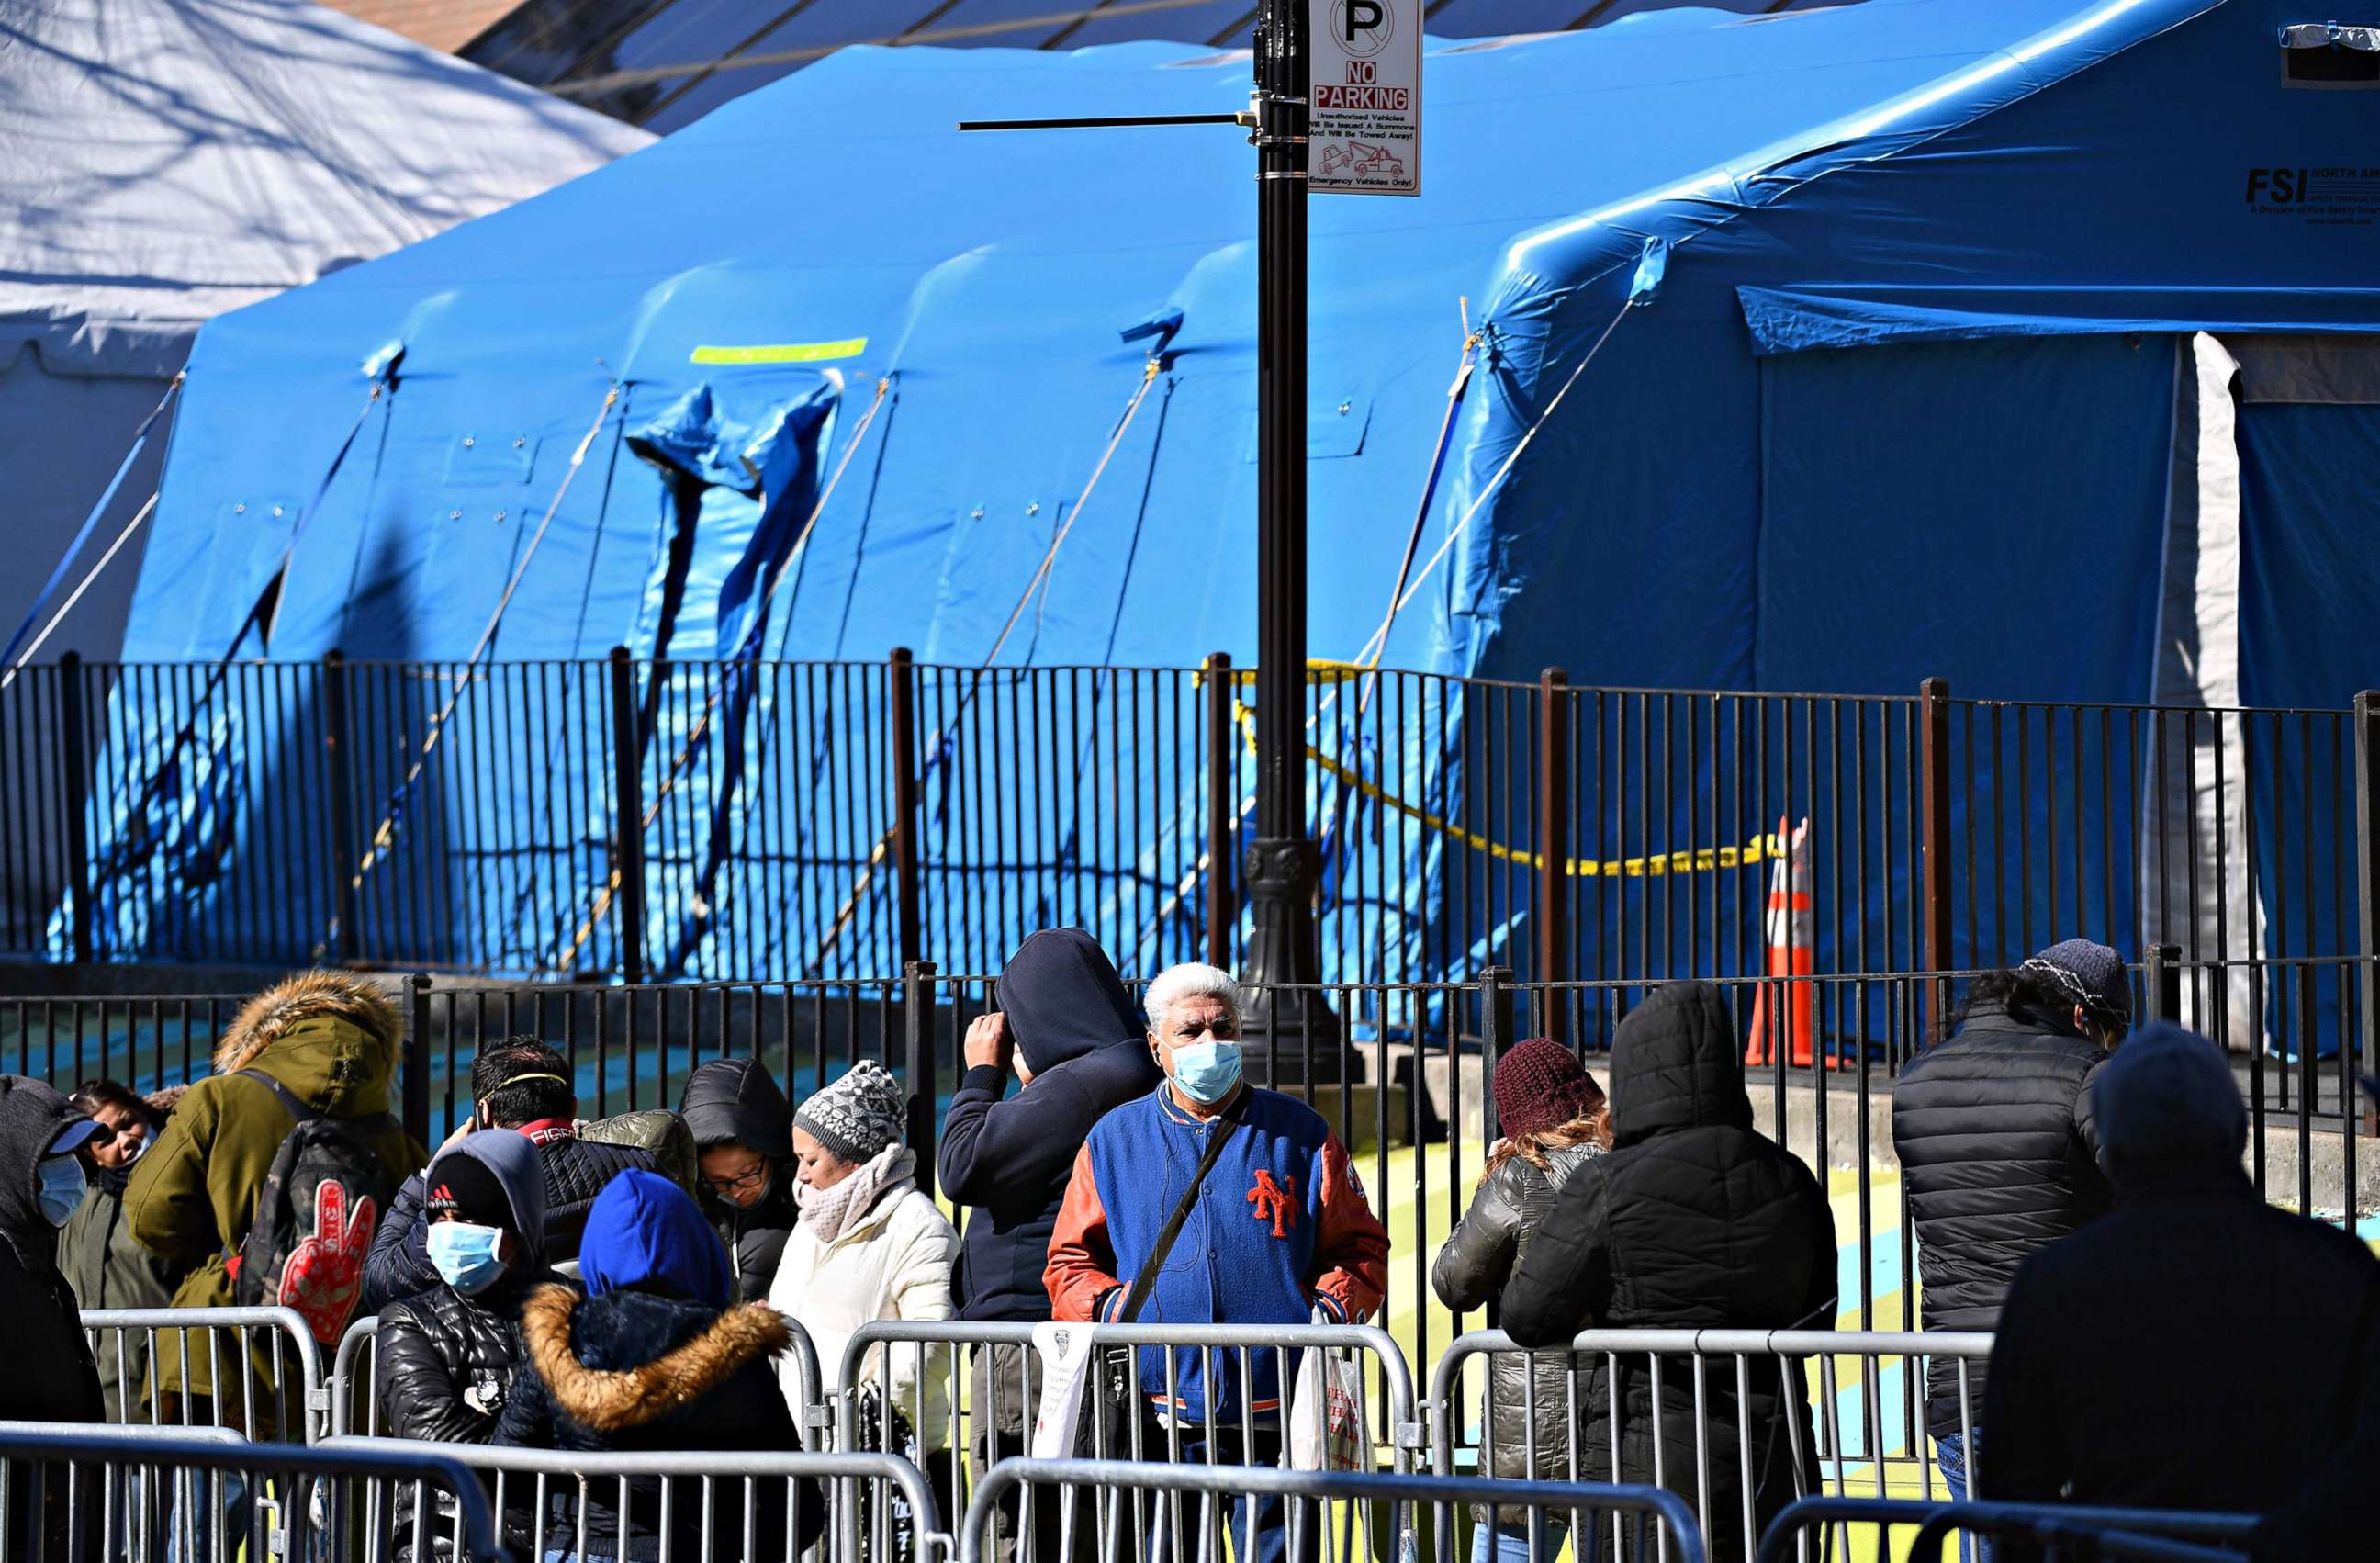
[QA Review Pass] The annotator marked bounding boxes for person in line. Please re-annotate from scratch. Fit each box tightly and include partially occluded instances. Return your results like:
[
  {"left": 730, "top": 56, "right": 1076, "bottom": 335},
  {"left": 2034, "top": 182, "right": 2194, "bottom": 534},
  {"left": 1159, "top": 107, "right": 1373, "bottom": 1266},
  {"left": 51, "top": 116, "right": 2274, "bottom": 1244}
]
[
  {"left": 937, "top": 928, "right": 1162, "bottom": 1563},
  {"left": 1892, "top": 937, "right": 2130, "bottom": 1543},
  {"left": 1501, "top": 983, "right": 1836, "bottom": 1563},
  {"left": 679, "top": 1057, "right": 799, "bottom": 1303},
  {"left": 1982, "top": 1025, "right": 2380, "bottom": 1544},
  {"left": 1045, "top": 961, "right": 1390, "bottom": 1563},
  {"left": 59, "top": 1080, "right": 183, "bottom": 1424},
  {"left": 127, "top": 971, "right": 426, "bottom": 1436},
  {"left": 364, "top": 1038, "right": 657, "bottom": 1311},
  {"left": 377, "top": 1130, "right": 563, "bottom": 1443},
  {"left": 496, "top": 1168, "right": 822, "bottom": 1563},
  {"left": 769, "top": 1061, "right": 960, "bottom": 1519},
  {"left": 1431, "top": 1039, "right": 1612, "bottom": 1563},
  {"left": 0, "top": 1076, "right": 105, "bottom": 1551}
]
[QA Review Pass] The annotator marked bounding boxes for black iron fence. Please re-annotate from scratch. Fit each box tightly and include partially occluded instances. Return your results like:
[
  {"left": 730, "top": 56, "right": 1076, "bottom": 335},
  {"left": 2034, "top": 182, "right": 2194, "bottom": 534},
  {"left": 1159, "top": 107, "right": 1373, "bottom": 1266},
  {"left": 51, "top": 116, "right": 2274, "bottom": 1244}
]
[{"left": 4, "top": 656, "right": 2377, "bottom": 1031}]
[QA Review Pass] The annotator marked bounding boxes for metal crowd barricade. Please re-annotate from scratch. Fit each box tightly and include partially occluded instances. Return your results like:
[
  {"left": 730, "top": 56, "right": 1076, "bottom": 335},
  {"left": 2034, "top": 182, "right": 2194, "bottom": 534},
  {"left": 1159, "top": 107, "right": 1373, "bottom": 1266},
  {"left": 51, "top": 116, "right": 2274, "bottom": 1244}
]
[
  {"left": 328, "top": 1435, "right": 946, "bottom": 1562},
  {"left": 1429, "top": 1327, "right": 1995, "bottom": 1563},
  {"left": 0, "top": 1426, "right": 499, "bottom": 1562},
  {"left": 82, "top": 1306, "right": 329, "bottom": 1444},
  {"left": 840, "top": 1320, "right": 1420, "bottom": 1563},
  {"left": 1755, "top": 1497, "right": 2258, "bottom": 1562},
  {"left": 328, "top": 1310, "right": 833, "bottom": 1439},
  {"left": 960, "top": 1457, "right": 1708, "bottom": 1563}
]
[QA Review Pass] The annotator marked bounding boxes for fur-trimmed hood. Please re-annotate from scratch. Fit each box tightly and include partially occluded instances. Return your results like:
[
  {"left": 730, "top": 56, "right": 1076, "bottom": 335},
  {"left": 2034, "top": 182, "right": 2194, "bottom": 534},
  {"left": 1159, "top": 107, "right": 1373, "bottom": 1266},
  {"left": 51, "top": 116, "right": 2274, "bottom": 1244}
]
[
  {"left": 520, "top": 1283, "right": 791, "bottom": 1434},
  {"left": 210, "top": 971, "right": 405, "bottom": 1119}
]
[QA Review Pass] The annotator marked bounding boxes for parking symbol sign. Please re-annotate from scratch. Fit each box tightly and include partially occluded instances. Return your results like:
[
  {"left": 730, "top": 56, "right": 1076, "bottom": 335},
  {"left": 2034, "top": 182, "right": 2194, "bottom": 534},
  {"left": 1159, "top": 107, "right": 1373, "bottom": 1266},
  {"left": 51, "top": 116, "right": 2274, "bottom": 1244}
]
[{"left": 1311, "top": 0, "right": 1420, "bottom": 196}]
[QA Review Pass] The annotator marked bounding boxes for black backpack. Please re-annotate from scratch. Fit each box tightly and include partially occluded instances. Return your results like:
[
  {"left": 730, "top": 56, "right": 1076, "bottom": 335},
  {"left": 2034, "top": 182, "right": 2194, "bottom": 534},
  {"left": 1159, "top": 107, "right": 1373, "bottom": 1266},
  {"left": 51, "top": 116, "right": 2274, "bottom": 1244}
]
[{"left": 231, "top": 1068, "right": 400, "bottom": 1345}]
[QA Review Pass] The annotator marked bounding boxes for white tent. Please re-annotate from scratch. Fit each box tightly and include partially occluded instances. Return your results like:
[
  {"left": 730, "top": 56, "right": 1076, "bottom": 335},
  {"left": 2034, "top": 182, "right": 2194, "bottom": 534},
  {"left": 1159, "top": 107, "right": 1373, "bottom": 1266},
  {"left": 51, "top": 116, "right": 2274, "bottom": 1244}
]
[{"left": 0, "top": 0, "right": 650, "bottom": 668}]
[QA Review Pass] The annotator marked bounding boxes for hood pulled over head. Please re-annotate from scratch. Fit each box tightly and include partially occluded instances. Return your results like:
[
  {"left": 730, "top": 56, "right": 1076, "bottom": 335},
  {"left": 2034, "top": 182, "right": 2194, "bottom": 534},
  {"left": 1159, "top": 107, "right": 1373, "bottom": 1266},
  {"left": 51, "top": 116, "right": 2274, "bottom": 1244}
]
[
  {"left": 1607, "top": 982, "right": 1753, "bottom": 1148},
  {"left": 431, "top": 1128, "right": 550, "bottom": 1268},
  {"left": 2094, "top": 1022, "right": 2248, "bottom": 1196},
  {"left": 578, "top": 1167, "right": 732, "bottom": 1309},
  {"left": 0, "top": 1076, "right": 93, "bottom": 1243},
  {"left": 678, "top": 1058, "right": 792, "bottom": 1161},
  {"left": 994, "top": 928, "right": 1142, "bottom": 1076},
  {"left": 213, "top": 970, "right": 404, "bottom": 1116}
]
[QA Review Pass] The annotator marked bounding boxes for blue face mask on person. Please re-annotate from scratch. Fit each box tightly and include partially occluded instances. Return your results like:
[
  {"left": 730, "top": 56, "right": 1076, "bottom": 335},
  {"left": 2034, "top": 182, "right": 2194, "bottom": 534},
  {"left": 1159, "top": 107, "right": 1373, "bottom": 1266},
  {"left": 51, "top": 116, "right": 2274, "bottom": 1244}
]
[
  {"left": 427, "top": 1221, "right": 510, "bottom": 1296},
  {"left": 1170, "top": 1039, "right": 1244, "bottom": 1106},
  {"left": 36, "top": 1155, "right": 87, "bottom": 1228}
]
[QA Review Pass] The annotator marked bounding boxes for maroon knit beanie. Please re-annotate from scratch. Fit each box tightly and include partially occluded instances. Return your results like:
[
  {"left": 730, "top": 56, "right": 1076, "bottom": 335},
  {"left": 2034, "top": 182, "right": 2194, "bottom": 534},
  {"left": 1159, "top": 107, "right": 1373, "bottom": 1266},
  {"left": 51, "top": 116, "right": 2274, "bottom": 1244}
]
[{"left": 1493, "top": 1038, "right": 1604, "bottom": 1141}]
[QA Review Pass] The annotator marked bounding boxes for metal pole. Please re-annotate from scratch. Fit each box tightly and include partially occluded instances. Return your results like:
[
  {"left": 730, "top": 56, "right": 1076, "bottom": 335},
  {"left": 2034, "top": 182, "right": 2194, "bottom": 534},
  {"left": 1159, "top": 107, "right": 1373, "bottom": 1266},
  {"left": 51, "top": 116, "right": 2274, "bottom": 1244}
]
[
  {"left": 1537, "top": 669, "right": 1570, "bottom": 1038},
  {"left": 323, "top": 650, "right": 361, "bottom": 964},
  {"left": 888, "top": 648, "right": 924, "bottom": 975},
  {"left": 1205, "top": 651, "right": 1238, "bottom": 969},
  {"left": 1918, "top": 677, "right": 1953, "bottom": 1044},
  {"left": 404, "top": 972, "right": 432, "bottom": 1148},
  {"left": 2145, "top": 943, "right": 2182, "bottom": 1028},
  {"left": 2357, "top": 692, "right": 2380, "bottom": 1135},
  {"left": 57, "top": 651, "right": 94, "bottom": 965},
  {"left": 607, "top": 647, "right": 647, "bottom": 986},
  {"left": 1241, "top": 1, "right": 1341, "bottom": 1077},
  {"left": 904, "top": 959, "right": 938, "bottom": 1200}
]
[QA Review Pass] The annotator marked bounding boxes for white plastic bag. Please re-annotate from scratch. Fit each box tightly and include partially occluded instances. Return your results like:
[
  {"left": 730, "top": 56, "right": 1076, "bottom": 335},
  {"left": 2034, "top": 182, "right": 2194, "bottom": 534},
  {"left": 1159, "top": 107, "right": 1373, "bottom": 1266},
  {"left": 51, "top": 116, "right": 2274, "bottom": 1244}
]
[
  {"left": 1288, "top": 1339, "right": 1365, "bottom": 1472},
  {"left": 1027, "top": 1320, "right": 1102, "bottom": 1458}
]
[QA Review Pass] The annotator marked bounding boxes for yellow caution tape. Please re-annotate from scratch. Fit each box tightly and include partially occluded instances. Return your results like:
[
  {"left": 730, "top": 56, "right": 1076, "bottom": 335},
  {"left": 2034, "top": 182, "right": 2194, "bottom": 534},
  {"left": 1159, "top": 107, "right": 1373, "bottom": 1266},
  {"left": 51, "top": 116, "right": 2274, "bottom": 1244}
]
[
  {"left": 1192, "top": 659, "right": 1375, "bottom": 688},
  {"left": 1236, "top": 702, "right": 1779, "bottom": 879},
  {"left": 690, "top": 337, "right": 869, "bottom": 365}
]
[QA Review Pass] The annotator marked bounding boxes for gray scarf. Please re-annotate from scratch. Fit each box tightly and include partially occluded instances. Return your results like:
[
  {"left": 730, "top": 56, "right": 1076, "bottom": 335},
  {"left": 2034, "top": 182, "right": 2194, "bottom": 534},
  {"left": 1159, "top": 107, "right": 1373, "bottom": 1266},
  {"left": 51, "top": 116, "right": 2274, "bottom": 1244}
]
[{"left": 793, "top": 1143, "right": 915, "bottom": 1244}]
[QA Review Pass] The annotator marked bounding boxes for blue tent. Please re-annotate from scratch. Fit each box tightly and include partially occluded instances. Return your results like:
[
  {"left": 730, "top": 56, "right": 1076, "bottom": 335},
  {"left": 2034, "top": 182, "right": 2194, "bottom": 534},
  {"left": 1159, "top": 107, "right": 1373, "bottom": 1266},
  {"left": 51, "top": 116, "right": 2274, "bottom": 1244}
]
[{"left": 95, "top": 0, "right": 2380, "bottom": 994}]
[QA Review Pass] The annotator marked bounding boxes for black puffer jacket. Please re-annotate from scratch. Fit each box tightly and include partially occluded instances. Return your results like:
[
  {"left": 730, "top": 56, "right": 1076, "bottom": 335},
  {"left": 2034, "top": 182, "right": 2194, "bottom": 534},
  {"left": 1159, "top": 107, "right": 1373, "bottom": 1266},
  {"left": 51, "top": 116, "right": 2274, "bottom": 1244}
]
[
  {"left": 1891, "top": 999, "right": 2110, "bottom": 1436},
  {"left": 0, "top": 1078, "right": 105, "bottom": 1553},
  {"left": 679, "top": 1059, "right": 798, "bottom": 1304},
  {"left": 1431, "top": 1141, "right": 1604, "bottom": 1521},
  {"left": 378, "top": 1273, "right": 564, "bottom": 1443},
  {"left": 1502, "top": 984, "right": 1836, "bottom": 1563},
  {"left": 363, "top": 1130, "right": 659, "bottom": 1313},
  {"left": 495, "top": 1285, "right": 824, "bottom": 1561},
  {"left": 938, "top": 929, "right": 1164, "bottom": 1322}
]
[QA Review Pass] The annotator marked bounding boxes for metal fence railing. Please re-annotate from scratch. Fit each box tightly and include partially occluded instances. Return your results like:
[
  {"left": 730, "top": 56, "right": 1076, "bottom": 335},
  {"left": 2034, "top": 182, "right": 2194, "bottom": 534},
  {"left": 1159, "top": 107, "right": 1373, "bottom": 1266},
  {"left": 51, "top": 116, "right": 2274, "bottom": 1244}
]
[
  {"left": 1755, "top": 1497, "right": 2257, "bottom": 1563},
  {"left": 7, "top": 657, "right": 2378, "bottom": 1010},
  {"left": 81, "top": 1306, "right": 325, "bottom": 1445}
]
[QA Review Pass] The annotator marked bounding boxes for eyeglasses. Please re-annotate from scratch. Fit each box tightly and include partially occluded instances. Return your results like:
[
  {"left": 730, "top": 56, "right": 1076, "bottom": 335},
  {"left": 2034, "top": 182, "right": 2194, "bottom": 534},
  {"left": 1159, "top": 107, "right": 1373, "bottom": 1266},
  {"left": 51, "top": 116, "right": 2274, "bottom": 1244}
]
[{"left": 704, "top": 1166, "right": 769, "bottom": 1195}]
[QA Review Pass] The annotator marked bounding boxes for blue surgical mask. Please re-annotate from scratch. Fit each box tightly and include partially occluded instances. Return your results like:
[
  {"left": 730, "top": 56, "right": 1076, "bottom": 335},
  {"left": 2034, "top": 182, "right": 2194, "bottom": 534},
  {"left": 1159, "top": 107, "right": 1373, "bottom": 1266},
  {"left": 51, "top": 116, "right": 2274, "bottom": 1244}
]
[
  {"left": 37, "top": 1155, "right": 87, "bottom": 1228},
  {"left": 427, "top": 1221, "right": 510, "bottom": 1296},
  {"left": 1170, "top": 1039, "right": 1244, "bottom": 1106}
]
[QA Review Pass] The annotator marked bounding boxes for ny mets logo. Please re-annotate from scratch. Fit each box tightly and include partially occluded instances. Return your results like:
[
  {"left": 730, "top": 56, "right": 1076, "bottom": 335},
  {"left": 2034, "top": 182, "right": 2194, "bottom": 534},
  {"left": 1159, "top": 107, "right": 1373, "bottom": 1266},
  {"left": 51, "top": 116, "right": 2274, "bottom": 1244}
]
[{"left": 1247, "top": 1169, "right": 1298, "bottom": 1237}]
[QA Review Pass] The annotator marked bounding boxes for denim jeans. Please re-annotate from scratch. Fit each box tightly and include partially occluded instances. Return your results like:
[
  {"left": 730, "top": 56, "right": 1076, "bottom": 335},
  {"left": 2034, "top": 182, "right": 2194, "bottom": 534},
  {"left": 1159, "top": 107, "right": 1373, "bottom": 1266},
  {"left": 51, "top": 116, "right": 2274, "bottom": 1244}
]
[
  {"left": 1140, "top": 1427, "right": 1318, "bottom": 1563},
  {"left": 164, "top": 1468, "right": 250, "bottom": 1563},
  {"left": 1936, "top": 1428, "right": 1990, "bottom": 1563},
  {"left": 1472, "top": 1514, "right": 1569, "bottom": 1563}
]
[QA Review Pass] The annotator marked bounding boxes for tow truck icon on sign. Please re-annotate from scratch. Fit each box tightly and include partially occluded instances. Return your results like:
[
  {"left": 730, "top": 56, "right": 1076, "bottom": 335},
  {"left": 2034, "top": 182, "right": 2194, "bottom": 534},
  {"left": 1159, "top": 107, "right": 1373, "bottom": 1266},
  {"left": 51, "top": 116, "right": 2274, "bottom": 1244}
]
[{"left": 1319, "top": 141, "right": 1406, "bottom": 182}]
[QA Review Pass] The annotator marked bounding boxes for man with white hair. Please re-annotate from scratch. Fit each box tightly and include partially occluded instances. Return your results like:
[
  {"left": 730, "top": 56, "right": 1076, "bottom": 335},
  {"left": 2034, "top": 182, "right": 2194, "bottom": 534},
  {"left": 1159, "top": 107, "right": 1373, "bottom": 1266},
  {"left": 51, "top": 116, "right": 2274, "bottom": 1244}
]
[{"left": 1045, "top": 961, "right": 1388, "bottom": 1559}]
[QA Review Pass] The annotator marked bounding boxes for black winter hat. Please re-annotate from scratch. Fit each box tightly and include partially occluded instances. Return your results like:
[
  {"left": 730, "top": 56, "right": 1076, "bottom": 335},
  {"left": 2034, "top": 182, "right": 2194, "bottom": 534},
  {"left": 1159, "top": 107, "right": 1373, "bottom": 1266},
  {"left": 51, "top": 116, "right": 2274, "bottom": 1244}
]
[{"left": 424, "top": 1149, "right": 512, "bottom": 1228}]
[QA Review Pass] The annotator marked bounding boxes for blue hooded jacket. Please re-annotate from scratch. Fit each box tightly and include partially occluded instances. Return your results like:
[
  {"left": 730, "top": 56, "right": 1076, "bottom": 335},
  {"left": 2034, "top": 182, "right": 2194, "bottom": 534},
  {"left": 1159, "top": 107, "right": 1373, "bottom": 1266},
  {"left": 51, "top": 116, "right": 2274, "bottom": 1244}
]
[{"left": 577, "top": 1167, "right": 731, "bottom": 1308}]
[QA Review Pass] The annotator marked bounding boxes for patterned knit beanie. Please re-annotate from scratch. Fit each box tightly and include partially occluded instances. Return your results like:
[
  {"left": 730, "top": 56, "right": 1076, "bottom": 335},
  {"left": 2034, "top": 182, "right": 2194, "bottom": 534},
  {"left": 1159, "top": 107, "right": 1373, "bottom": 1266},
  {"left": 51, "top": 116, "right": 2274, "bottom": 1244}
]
[
  {"left": 792, "top": 1060, "right": 906, "bottom": 1164},
  {"left": 1493, "top": 1038, "right": 1605, "bottom": 1141},
  {"left": 2021, "top": 938, "right": 2132, "bottom": 1031}
]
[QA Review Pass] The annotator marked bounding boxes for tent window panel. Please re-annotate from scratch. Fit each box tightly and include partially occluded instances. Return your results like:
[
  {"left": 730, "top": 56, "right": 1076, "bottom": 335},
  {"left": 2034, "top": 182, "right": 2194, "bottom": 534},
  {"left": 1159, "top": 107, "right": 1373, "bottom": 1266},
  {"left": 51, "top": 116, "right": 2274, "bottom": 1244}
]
[{"left": 2280, "top": 24, "right": 2380, "bottom": 85}]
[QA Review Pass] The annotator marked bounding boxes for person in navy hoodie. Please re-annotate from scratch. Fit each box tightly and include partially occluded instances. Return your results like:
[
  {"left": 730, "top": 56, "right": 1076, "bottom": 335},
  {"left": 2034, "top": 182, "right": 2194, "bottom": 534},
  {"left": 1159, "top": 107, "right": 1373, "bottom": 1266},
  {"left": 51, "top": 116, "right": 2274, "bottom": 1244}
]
[
  {"left": 1045, "top": 961, "right": 1389, "bottom": 1563},
  {"left": 938, "top": 929, "right": 1162, "bottom": 1563}
]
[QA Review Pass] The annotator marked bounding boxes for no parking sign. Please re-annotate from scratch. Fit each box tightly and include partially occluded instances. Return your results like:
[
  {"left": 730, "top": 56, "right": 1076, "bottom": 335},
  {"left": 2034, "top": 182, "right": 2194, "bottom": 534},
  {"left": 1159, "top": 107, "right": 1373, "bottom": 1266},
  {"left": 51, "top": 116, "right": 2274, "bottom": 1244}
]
[{"left": 1310, "top": 0, "right": 1421, "bottom": 196}]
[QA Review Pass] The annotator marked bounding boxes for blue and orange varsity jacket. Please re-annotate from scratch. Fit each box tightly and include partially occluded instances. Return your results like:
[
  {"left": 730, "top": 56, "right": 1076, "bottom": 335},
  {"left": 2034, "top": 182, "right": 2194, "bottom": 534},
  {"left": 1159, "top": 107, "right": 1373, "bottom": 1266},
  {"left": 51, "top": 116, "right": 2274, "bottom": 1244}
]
[{"left": 1043, "top": 1083, "right": 1390, "bottom": 1422}]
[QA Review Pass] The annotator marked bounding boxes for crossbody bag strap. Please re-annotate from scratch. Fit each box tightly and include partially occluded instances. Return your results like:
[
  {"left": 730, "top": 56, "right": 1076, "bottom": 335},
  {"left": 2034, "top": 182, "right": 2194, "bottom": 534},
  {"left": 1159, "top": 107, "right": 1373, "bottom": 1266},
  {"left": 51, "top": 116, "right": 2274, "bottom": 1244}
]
[{"left": 1116, "top": 1089, "right": 1247, "bottom": 1323}]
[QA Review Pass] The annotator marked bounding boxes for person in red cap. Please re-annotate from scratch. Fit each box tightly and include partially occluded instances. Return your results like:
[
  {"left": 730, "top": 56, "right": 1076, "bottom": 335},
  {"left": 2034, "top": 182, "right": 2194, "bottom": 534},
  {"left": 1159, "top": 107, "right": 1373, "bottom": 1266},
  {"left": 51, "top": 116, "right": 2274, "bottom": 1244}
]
[{"left": 1431, "top": 1038, "right": 1611, "bottom": 1563}]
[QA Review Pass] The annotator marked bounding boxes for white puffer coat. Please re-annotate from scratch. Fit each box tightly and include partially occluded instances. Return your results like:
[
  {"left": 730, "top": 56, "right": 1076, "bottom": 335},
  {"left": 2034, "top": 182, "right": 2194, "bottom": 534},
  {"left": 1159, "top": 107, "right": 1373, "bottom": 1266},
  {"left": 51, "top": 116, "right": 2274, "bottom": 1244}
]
[{"left": 766, "top": 1162, "right": 960, "bottom": 1450}]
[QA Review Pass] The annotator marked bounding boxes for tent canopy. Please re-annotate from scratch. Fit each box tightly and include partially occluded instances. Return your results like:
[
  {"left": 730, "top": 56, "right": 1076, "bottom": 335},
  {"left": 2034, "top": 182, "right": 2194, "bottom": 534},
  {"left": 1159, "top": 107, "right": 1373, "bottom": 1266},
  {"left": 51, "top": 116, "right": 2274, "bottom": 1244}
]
[{"left": 93, "top": 0, "right": 2380, "bottom": 981}]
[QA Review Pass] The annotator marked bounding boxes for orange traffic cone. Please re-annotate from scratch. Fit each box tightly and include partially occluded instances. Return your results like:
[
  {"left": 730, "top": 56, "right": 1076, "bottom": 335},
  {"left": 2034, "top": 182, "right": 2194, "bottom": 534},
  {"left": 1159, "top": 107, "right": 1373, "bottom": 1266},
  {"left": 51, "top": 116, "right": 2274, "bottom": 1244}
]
[{"left": 1746, "top": 815, "right": 1815, "bottom": 1068}]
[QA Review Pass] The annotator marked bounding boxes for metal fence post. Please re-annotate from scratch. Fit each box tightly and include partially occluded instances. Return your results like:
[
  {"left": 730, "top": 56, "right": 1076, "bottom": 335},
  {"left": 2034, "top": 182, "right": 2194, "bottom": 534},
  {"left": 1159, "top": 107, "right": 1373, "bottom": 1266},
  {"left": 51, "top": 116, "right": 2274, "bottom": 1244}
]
[
  {"left": 606, "top": 647, "right": 646, "bottom": 986},
  {"left": 2144, "top": 943, "right": 2182, "bottom": 1027},
  {"left": 1535, "top": 669, "right": 1569, "bottom": 1038},
  {"left": 1918, "top": 677, "right": 1954, "bottom": 1044},
  {"left": 2358, "top": 692, "right": 2380, "bottom": 1134},
  {"left": 404, "top": 972, "right": 433, "bottom": 1147},
  {"left": 1477, "top": 966, "right": 1513, "bottom": 1141},
  {"left": 57, "top": 651, "right": 93, "bottom": 965},
  {"left": 903, "top": 959, "right": 937, "bottom": 1199},
  {"left": 1206, "top": 651, "right": 1237, "bottom": 969},
  {"left": 322, "top": 650, "right": 361, "bottom": 964},
  {"left": 888, "top": 648, "right": 924, "bottom": 974}
]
